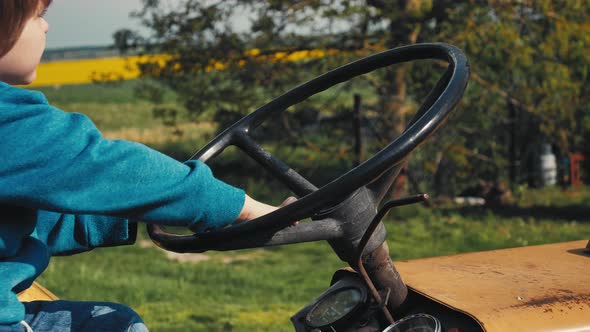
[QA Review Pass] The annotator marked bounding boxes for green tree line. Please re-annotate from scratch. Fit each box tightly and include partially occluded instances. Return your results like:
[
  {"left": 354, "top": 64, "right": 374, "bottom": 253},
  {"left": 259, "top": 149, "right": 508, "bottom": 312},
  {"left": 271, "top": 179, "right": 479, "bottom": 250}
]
[{"left": 115, "top": 0, "right": 590, "bottom": 197}]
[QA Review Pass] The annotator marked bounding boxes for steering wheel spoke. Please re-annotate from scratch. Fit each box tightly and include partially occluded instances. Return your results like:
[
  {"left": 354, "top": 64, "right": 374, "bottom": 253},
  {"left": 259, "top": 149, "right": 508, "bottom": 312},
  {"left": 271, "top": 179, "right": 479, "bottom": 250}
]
[
  {"left": 234, "top": 132, "right": 318, "bottom": 197},
  {"left": 366, "top": 163, "right": 406, "bottom": 202}
]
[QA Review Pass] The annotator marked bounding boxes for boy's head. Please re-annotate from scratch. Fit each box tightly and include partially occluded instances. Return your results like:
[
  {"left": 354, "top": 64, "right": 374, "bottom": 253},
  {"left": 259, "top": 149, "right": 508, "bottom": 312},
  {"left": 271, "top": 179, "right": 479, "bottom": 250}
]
[{"left": 0, "top": 0, "right": 52, "bottom": 85}]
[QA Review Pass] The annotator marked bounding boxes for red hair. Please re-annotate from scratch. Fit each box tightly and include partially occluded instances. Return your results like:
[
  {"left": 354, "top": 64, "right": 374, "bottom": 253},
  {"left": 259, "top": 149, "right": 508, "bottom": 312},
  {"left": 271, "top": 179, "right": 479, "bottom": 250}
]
[{"left": 0, "top": 0, "right": 52, "bottom": 57}]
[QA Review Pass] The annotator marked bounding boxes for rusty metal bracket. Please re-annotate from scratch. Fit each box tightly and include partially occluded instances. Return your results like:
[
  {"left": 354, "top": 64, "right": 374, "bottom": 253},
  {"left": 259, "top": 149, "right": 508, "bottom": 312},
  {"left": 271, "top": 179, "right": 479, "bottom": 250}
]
[{"left": 355, "top": 194, "right": 429, "bottom": 325}]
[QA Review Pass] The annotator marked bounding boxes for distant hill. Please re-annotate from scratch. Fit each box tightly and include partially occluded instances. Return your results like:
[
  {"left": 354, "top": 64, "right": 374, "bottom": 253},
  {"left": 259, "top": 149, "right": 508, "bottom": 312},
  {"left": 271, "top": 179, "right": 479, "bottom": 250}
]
[{"left": 42, "top": 45, "right": 122, "bottom": 62}]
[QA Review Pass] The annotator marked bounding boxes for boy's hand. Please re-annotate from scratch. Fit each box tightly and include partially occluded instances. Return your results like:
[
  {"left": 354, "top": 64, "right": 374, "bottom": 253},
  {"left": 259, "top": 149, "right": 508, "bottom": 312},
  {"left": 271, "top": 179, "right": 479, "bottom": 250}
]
[{"left": 234, "top": 195, "right": 298, "bottom": 223}]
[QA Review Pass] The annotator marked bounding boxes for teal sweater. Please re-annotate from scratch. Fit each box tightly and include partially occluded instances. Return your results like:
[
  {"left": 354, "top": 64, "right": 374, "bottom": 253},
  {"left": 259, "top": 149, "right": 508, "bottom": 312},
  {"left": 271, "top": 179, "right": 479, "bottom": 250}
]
[{"left": 0, "top": 82, "right": 245, "bottom": 325}]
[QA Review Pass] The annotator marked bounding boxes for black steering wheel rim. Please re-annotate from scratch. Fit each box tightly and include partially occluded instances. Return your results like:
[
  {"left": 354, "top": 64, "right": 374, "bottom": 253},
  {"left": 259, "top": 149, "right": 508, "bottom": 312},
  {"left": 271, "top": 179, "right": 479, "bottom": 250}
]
[{"left": 148, "top": 43, "right": 469, "bottom": 251}]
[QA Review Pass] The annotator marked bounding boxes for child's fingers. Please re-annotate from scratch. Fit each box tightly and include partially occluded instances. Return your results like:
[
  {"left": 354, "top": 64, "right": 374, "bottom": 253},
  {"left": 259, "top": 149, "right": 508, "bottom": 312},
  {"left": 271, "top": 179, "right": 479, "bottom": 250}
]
[
  {"left": 279, "top": 196, "right": 298, "bottom": 207},
  {"left": 279, "top": 196, "right": 299, "bottom": 225}
]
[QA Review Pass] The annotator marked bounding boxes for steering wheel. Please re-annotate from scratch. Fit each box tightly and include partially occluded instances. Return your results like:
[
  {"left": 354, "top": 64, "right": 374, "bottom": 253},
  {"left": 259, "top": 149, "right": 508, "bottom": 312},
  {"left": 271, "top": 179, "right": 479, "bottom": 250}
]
[{"left": 148, "top": 43, "right": 469, "bottom": 254}]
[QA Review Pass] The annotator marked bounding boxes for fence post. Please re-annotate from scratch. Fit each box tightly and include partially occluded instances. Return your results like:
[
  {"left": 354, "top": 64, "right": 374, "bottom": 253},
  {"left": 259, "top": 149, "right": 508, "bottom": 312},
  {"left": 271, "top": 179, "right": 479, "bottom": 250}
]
[
  {"left": 508, "top": 99, "right": 518, "bottom": 189},
  {"left": 353, "top": 94, "right": 363, "bottom": 166}
]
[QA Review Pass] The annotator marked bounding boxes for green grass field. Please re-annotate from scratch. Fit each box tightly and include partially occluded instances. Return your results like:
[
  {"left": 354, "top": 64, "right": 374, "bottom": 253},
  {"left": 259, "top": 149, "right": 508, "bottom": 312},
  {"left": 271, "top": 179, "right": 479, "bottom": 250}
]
[{"left": 33, "top": 83, "right": 590, "bottom": 331}]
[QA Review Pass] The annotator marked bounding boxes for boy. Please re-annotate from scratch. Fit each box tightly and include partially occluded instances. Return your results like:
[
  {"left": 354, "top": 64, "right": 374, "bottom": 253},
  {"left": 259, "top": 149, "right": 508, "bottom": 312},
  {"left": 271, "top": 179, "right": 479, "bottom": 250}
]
[{"left": 0, "top": 1, "right": 286, "bottom": 330}]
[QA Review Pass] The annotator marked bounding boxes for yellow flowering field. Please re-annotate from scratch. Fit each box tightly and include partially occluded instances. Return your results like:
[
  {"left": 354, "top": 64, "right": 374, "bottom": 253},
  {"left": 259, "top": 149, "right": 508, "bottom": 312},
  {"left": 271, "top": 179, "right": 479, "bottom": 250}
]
[
  {"left": 31, "top": 55, "right": 148, "bottom": 87},
  {"left": 32, "top": 49, "right": 333, "bottom": 87}
]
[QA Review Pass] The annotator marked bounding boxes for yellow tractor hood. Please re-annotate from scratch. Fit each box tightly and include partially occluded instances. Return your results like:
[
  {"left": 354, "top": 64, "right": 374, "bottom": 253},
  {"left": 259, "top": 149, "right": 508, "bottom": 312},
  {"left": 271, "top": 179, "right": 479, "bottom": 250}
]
[{"left": 396, "top": 240, "right": 590, "bottom": 332}]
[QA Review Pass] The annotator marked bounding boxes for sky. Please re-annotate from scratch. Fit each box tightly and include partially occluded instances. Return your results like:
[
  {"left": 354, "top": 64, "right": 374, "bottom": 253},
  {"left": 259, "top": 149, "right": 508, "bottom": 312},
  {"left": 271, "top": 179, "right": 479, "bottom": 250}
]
[
  {"left": 44, "top": 0, "right": 150, "bottom": 49},
  {"left": 44, "top": 0, "right": 252, "bottom": 50}
]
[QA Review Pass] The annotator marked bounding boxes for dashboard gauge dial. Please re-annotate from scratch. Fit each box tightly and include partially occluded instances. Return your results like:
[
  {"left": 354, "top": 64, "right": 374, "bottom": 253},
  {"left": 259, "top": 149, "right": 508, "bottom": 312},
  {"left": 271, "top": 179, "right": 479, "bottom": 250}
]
[
  {"left": 305, "top": 287, "right": 364, "bottom": 328},
  {"left": 381, "top": 313, "right": 442, "bottom": 332}
]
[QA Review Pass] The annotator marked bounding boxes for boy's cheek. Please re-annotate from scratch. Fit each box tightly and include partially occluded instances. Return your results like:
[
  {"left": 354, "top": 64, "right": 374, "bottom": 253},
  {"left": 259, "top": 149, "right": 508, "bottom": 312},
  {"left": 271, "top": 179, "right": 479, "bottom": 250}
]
[
  {"left": 0, "top": 67, "right": 36, "bottom": 86},
  {"left": 20, "top": 71, "right": 38, "bottom": 85},
  {"left": 0, "top": 54, "right": 40, "bottom": 85}
]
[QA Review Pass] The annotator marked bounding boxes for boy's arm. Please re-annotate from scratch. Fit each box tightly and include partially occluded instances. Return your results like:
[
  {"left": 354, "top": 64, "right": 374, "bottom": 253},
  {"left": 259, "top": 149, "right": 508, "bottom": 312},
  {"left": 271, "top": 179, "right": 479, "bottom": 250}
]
[
  {"left": 0, "top": 86, "right": 245, "bottom": 231},
  {"left": 33, "top": 196, "right": 292, "bottom": 255}
]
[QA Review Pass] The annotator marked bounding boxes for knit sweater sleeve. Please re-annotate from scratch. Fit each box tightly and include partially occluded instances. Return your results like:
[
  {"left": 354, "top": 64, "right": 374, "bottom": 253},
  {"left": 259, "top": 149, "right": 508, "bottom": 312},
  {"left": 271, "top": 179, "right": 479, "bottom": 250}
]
[
  {"left": 0, "top": 84, "right": 245, "bottom": 231},
  {"left": 32, "top": 211, "right": 137, "bottom": 255}
]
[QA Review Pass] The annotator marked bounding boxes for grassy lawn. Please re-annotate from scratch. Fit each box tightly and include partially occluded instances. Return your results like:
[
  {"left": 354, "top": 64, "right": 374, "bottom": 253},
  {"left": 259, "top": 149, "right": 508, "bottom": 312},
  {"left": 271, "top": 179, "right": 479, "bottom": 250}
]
[{"left": 32, "top": 83, "right": 590, "bottom": 331}]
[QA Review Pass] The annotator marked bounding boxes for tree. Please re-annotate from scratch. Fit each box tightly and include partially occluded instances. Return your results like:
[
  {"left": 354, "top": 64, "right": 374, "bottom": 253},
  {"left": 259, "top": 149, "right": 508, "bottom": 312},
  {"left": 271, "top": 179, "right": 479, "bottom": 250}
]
[
  {"left": 117, "top": 0, "right": 590, "bottom": 195},
  {"left": 112, "top": 29, "right": 140, "bottom": 54},
  {"left": 438, "top": 1, "right": 590, "bottom": 188}
]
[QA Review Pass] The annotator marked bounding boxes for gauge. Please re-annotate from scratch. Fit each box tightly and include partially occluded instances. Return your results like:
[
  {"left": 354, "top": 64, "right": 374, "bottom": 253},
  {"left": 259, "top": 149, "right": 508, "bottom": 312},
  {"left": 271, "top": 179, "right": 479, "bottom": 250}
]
[
  {"left": 381, "top": 313, "right": 442, "bottom": 332},
  {"left": 305, "top": 287, "right": 364, "bottom": 328}
]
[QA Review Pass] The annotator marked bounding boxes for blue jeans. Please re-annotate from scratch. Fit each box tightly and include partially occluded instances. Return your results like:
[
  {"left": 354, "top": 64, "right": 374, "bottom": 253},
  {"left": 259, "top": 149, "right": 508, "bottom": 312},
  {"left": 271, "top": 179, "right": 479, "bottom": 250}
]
[{"left": 0, "top": 301, "right": 148, "bottom": 332}]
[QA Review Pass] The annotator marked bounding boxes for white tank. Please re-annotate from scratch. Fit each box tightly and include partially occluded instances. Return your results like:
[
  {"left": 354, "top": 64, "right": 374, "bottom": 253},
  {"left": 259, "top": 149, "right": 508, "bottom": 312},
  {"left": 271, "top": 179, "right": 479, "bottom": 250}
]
[{"left": 539, "top": 144, "right": 557, "bottom": 186}]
